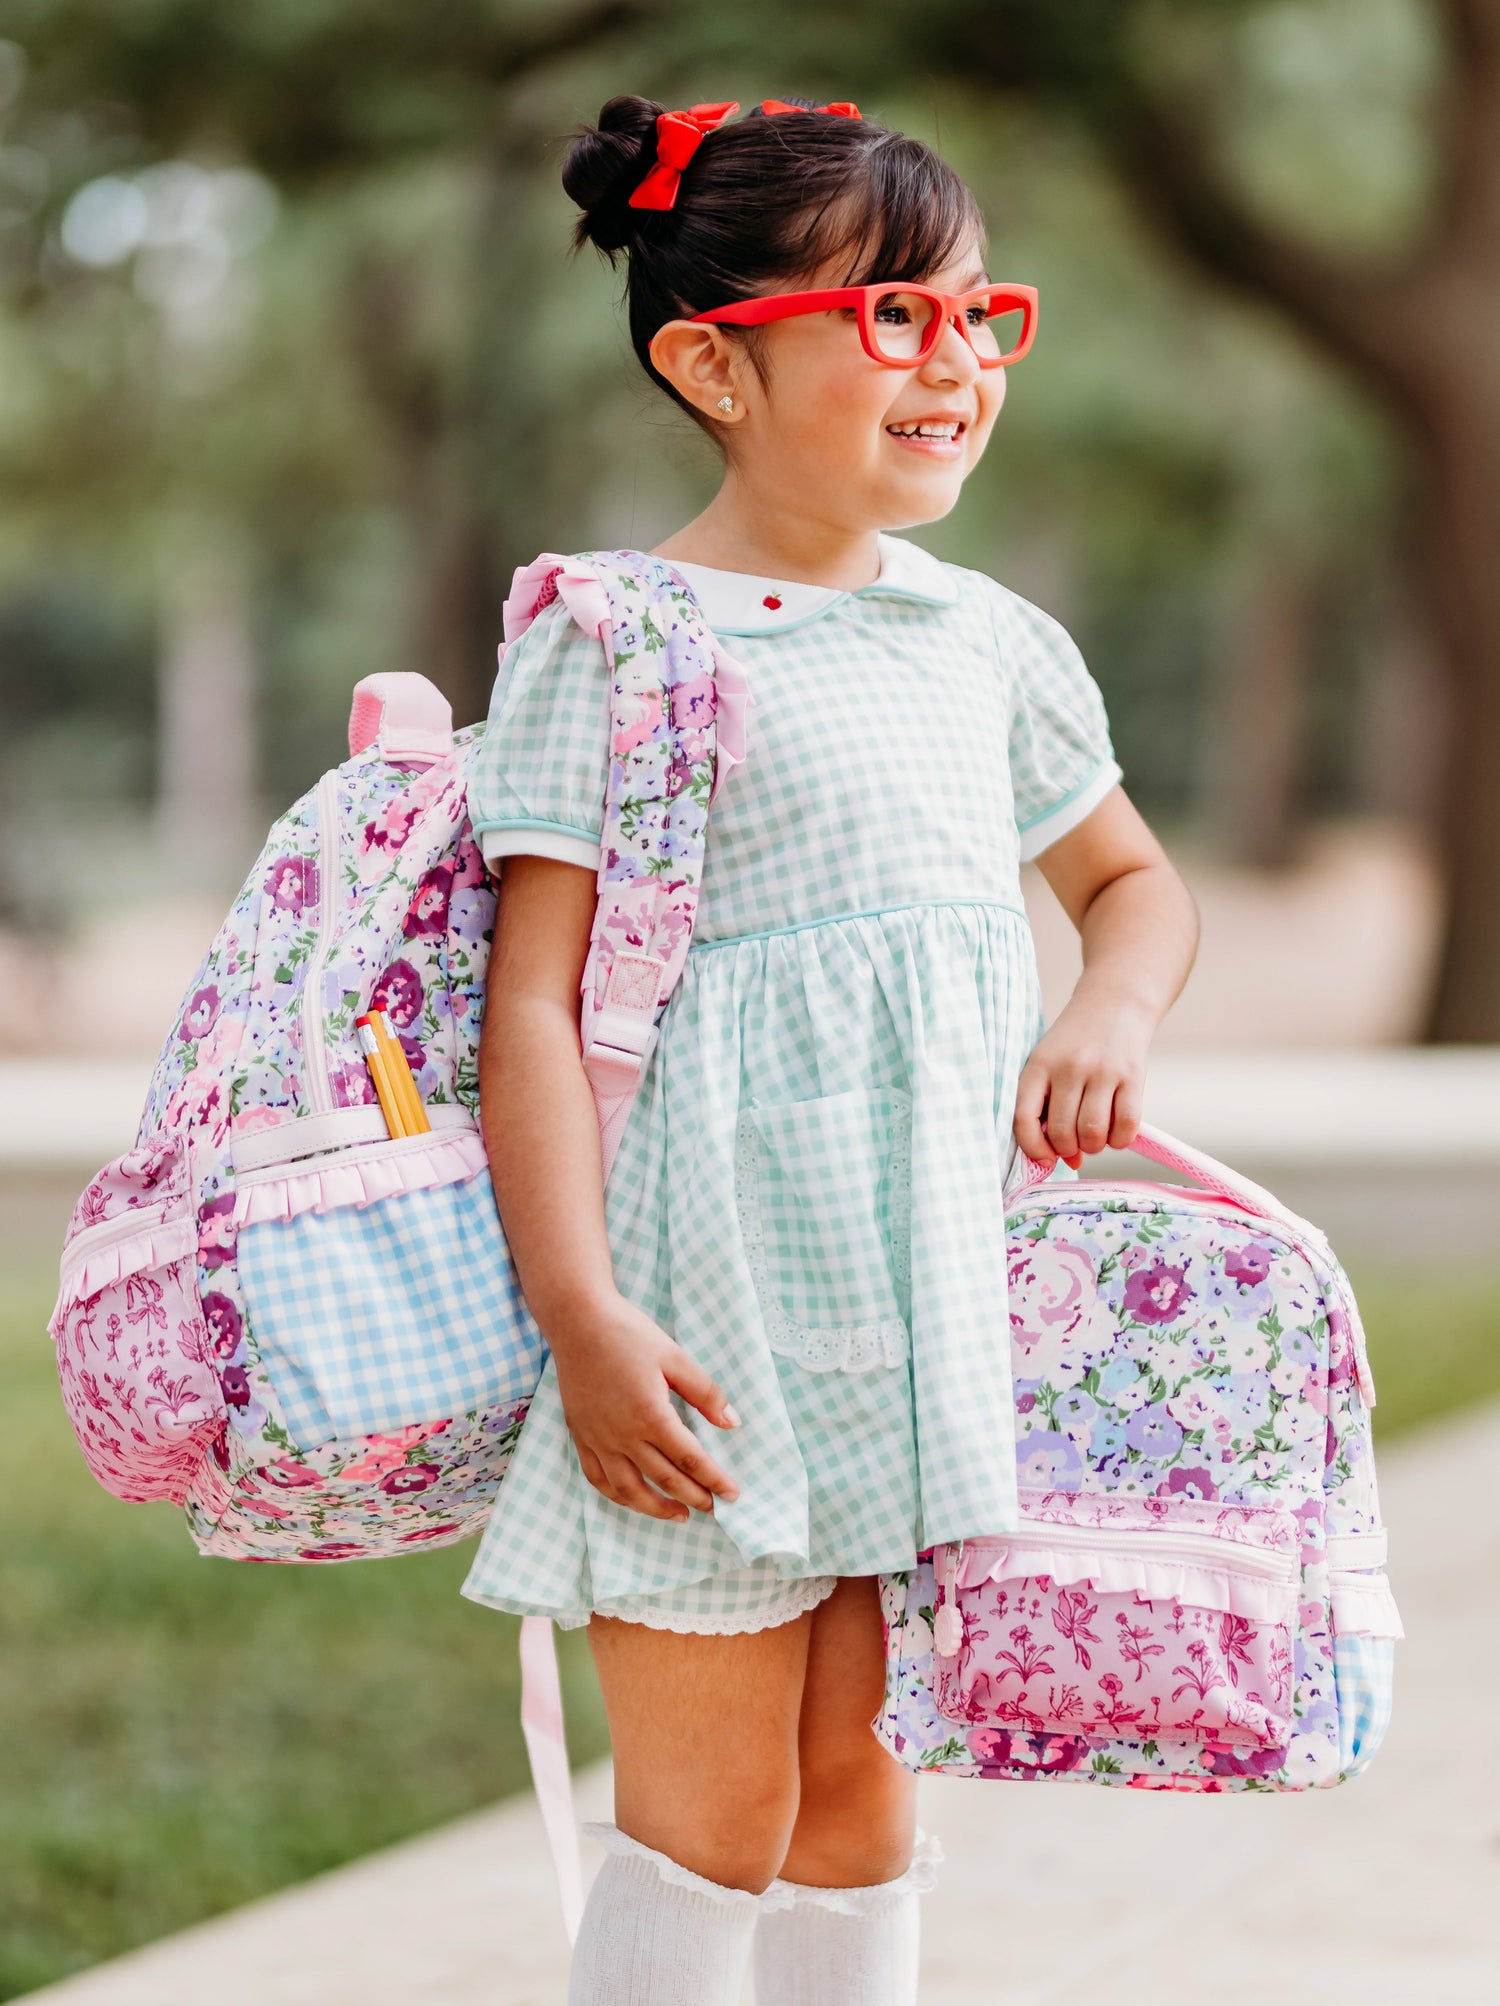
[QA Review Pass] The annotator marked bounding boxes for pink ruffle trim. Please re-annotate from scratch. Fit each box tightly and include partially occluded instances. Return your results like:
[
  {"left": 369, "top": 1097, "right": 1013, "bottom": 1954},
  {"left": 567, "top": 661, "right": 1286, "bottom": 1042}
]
[
  {"left": 709, "top": 646, "right": 754, "bottom": 804},
  {"left": 1331, "top": 1575, "right": 1404, "bottom": 1640},
  {"left": 232, "top": 1129, "right": 489, "bottom": 1228},
  {"left": 961, "top": 1543, "right": 1294, "bottom": 1622},
  {"left": 57, "top": 1214, "right": 196, "bottom": 1300}
]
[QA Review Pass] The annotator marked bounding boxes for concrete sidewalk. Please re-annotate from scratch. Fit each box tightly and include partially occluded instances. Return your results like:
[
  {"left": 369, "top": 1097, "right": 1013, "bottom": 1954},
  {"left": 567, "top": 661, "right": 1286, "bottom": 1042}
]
[{"left": 18, "top": 1403, "right": 1497, "bottom": 2005}]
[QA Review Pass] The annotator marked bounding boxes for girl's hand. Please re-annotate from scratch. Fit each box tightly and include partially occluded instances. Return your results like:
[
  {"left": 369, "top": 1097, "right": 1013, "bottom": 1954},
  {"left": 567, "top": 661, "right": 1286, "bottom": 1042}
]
[
  {"left": 1013, "top": 997, "right": 1150, "bottom": 1170},
  {"left": 548, "top": 1291, "right": 742, "bottom": 1523}
]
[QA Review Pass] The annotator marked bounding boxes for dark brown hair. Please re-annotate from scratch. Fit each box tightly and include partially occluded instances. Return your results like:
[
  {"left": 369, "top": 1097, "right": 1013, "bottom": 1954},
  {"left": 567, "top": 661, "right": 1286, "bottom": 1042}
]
[{"left": 560, "top": 95, "right": 986, "bottom": 434}]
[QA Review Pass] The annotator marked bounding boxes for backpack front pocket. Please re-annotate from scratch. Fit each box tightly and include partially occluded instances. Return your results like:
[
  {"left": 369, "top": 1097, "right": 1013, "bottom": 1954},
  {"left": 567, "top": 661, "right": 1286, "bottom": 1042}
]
[
  {"left": 930, "top": 1490, "right": 1300, "bottom": 1751},
  {"left": 49, "top": 1135, "right": 225, "bottom": 1504},
  {"left": 735, "top": 1085, "right": 912, "bottom": 1371},
  {"left": 234, "top": 1161, "right": 546, "bottom": 1443}
]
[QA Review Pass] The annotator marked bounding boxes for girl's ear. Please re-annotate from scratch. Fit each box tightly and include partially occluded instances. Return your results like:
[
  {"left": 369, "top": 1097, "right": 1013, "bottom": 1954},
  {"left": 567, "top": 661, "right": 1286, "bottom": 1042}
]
[{"left": 648, "top": 321, "right": 744, "bottom": 422}]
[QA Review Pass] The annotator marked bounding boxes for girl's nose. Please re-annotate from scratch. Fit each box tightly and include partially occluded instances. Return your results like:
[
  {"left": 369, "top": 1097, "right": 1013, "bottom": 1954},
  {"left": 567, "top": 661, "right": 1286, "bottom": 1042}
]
[{"left": 921, "top": 316, "right": 981, "bottom": 387}]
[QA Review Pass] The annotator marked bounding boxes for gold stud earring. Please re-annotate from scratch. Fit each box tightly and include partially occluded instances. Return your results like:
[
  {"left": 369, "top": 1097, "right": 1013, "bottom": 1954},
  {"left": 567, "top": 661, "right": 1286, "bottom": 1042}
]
[{"left": 716, "top": 395, "right": 734, "bottom": 414}]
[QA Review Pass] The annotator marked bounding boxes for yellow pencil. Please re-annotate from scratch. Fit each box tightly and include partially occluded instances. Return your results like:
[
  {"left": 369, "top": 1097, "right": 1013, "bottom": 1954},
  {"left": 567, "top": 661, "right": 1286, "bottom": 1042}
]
[
  {"left": 356, "top": 1015, "right": 407, "bottom": 1138},
  {"left": 373, "top": 1008, "right": 430, "bottom": 1134}
]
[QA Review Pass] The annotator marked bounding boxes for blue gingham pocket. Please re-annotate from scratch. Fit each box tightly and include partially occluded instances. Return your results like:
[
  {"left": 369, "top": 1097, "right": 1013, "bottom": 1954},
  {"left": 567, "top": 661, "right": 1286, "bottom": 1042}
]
[
  {"left": 1331, "top": 1566, "right": 1402, "bottom": 1777},
  {"left": 236, "top": 1169, "right": 546, "bottom": 1445}
]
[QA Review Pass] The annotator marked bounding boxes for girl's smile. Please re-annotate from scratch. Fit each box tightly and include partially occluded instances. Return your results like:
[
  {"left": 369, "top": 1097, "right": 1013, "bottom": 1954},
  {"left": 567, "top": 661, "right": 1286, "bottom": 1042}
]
[{"left": 883, "top": 413, "right": 969, "bottom": 456}]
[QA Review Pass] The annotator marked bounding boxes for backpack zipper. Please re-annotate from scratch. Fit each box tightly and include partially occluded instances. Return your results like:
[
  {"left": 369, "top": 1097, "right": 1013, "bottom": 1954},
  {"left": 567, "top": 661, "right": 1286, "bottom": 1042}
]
[
  {"left": 61, "top": 1199, "right": 177, "bottom": 1264},
  {"left": 298, "top": 769, "right": 341, "bottom": 1117},
  {"left": 953, "top": 1516, "right": 1299, "bottom": 1587}
]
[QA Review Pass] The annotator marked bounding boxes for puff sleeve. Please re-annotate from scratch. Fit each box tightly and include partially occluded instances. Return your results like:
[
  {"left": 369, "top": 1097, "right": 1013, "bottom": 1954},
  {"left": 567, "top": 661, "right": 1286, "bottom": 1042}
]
[
  {"left": 467, "top": 597, "right": 612, "bottom": 874},
  {"left": 994, "top": 583, "right": 1124, "bottom": 860}
]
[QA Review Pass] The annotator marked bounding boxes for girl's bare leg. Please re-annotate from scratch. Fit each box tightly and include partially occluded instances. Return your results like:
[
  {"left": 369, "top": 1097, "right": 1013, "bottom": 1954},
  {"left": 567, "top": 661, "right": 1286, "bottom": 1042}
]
[
  {"left": 750, "top": 1579, "right": 927, "bottom": 2006},
  {"left": 587, "top": 1607, "right": 813, "bottom": 1891},
  {"left": 781, "top": 1576, "right": 916, "bottom": 1885}
]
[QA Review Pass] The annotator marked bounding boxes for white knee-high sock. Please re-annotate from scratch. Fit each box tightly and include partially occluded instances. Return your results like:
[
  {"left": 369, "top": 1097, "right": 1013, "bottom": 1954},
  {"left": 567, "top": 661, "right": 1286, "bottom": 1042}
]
[
  {"left": 751, "top": 1831, "right": 942, "bottom": 2006},
  {"left": 568, "top": 1822, "right": 769, "bottom": 2006}
]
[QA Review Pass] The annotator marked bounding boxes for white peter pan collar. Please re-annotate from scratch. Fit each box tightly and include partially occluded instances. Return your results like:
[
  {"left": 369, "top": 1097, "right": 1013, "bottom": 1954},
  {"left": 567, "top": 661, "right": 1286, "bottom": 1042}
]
[{"left": 666, "top": 532, "right": 960, "bottom": 635}]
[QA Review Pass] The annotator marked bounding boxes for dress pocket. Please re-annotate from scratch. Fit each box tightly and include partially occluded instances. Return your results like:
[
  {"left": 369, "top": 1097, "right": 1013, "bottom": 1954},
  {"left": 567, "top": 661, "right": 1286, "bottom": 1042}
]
[
  {"left": 49, "top": 1135, "right": 225, "bottom": 1504},
  {"left": 930, "top": 1489, "right": 1301, "bottom": 1751},
  {"left": 735, "top": 1085, "right": 912, "bottom": 1371}
]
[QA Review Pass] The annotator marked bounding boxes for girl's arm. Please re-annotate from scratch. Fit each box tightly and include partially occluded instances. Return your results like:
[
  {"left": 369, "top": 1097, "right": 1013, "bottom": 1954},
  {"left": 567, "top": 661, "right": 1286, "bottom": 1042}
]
[
  {"left": 1014, "top": 787, "right": 1199, "bottom": 1169},
  {"left": 479, "top": 854, "right": 740, "bottom": 1522}
]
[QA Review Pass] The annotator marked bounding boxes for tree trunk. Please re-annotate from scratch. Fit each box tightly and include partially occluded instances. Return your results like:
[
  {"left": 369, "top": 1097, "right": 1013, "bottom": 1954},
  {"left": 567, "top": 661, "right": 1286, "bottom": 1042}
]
[
  {"left": 158, "top": 534, "right": 258, "bottom": 889},
  {"left": 1412, "top": 396, "right": 1500, "bottom": 1039},
  {"left": 1207, "top": 558, "right": 1311, "bottom": 869}
]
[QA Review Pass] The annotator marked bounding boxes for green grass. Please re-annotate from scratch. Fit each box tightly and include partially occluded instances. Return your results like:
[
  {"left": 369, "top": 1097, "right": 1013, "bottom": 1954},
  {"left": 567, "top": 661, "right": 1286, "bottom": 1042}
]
[
  {"left": 2, "top": 1254, "right": 1496, "bottom": 1999},
  {"left": 0, "top": 1268, "right": 608, "bottom": 2001}
]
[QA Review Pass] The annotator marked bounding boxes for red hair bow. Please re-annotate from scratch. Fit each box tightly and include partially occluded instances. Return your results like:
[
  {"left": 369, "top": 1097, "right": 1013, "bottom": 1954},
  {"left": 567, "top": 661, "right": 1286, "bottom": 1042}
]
[
  {"left": 760, "top": 99, "right": 862, "bottom": 119},
  {"left": 629, "top": 100, "right": 741, "bottom": 211}
]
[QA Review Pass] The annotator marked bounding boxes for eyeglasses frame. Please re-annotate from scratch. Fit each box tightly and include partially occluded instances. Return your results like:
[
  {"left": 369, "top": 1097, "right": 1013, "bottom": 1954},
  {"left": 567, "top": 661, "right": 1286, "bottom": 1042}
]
[{"left": 688, "top": 281, "right": 1039, "bottom": 369}]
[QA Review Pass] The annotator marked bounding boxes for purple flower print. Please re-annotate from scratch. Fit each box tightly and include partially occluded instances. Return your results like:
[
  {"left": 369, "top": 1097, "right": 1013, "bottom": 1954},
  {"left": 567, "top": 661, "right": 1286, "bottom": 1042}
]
[
  {"left": 1015, "top": 1430, "right": 1083, "bottom": 1491},
  {"left": 372, "top": 958, "right": 424, "bottom": 1028},
  {"left": 966, "top": 1727, "right": 1016, "bottom": 1776},
  {"left": 1125, "top": 1402, "right": 1184, "bottom": 1459},
  {"left": 1159, "top": 1466, "right": 1219, "bottom": 1501},
  {"left": 1123, "top": 1261, "right": 1194, "bottom": 1326},
  {"left": 1204, "top": 1745, "right": 1285, "bottom": 1780},
  {"left": 1279, "top": 1325, "right": 1319, "bottom": 1367},
  {"left": 1224, "top": 1243, "right": 1275, "bottom": 1288},
  {"left": 330, "top": 1060, "right": 378, "bottom": 1109},
  {"left": 264, "top": 854, "right": 319, "bottom": 914},
  {"left": 1053, "top": 1388, "right": 1097, "bottom": 1436},
  {"left": 198, "top": 1193, "right": 237, "bottom": 1270},
  {"left": 220, "top": 1364, "right": 251, "bottom": 1408},
  {"left": 201, "top": 1291, "right": 243, "bottom": 1359},
  {"left": 402, "top": 864, "right": 454, "bottom": 939},
  {"left": 180, "top": 985, "right": 220, "bottom": 1041},
  {"left": 378, "top": 1461, "right": 440, "bottom": 1495},
  {"left": 670, "top": 671, "right": 717, "bottom": 729}
]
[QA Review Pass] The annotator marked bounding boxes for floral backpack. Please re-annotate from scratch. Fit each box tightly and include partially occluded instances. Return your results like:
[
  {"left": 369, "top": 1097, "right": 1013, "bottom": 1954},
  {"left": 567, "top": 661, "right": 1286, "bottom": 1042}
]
[
  {"left": 877, "top": 1126, "right": 1401, "bottom": 1792},
  {"left": 47, "top": 550, "right": 748, "bottom": 1557}
]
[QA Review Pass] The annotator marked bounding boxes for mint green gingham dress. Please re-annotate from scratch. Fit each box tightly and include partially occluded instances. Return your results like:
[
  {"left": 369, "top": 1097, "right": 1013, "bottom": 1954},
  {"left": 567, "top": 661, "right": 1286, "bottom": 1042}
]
[{"left": 461, "top": 534, "right": 1122, "bottom": 1633}]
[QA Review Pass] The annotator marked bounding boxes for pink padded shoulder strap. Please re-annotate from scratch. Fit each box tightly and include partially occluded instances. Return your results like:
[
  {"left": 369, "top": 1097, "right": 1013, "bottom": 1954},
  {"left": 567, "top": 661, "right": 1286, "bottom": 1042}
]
[{"left": 348, "top": 673, "right": 454, "bottom": 764}]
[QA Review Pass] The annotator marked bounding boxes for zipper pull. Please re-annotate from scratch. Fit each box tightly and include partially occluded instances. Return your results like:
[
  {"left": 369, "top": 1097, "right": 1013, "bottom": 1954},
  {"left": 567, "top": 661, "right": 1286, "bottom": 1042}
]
[{"left": 933, "top": 1544, "right": 963, "bottom": 1658}]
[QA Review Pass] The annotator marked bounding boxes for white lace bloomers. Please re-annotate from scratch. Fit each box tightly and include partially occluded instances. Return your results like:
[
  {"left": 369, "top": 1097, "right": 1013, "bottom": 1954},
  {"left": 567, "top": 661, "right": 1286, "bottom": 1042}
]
[{"left": 460, "top": 534, "right": 1122, "bottom": 1632}]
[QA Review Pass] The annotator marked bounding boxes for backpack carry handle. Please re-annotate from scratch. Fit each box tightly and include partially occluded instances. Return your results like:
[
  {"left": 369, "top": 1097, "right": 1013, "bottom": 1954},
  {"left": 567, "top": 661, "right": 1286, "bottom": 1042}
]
[
  {"left": 1007, "top": 1120, "right": 1328, "bottom": 1248},
  {"left": 348, "top": 673, "right": 454, "bottom": 765}
]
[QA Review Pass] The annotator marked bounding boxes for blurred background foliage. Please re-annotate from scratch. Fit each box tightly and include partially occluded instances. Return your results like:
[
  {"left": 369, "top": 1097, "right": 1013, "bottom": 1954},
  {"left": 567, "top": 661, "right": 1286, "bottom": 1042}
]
[{"left": 6, "top": 0, "right": 1498, "bottom": 1032}]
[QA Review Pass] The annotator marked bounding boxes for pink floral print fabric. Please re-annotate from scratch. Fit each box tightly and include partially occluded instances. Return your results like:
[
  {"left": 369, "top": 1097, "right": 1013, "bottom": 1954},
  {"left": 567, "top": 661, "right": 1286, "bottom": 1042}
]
[
  {"left": 877, "top": 1181, "right": 1400, "bottom": 1791},
  {"left": 49, "top": 552, "right": 732, "bottom": 1562}
]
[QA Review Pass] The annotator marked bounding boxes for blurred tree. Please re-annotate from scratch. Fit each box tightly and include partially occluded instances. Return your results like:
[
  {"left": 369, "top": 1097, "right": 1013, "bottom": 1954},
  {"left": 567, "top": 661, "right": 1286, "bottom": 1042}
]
[
  {"left": 3, "top": 0, "right": 648, "bottom": 737},
  {"left": 893, "top": 0, "right": 1500, "bottom": 1035}
]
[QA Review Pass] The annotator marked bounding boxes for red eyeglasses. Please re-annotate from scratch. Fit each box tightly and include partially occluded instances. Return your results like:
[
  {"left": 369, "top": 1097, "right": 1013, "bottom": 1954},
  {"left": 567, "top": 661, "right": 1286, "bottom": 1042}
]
[{"left": 690, "top": 282, "right": 1038, "bottom": 369}]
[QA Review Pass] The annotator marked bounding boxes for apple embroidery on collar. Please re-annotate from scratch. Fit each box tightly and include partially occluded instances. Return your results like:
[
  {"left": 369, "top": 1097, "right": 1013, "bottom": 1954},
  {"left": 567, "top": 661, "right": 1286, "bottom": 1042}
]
[{"left": 762, "top": 594, "right": 782, "bottom": 610}]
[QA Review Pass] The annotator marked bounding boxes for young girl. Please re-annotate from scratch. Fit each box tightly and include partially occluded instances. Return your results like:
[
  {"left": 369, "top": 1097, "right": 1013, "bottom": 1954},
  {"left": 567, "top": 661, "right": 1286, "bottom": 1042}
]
[{"left": 463, "top": 94, "right": 1198, "bottom": 2005}]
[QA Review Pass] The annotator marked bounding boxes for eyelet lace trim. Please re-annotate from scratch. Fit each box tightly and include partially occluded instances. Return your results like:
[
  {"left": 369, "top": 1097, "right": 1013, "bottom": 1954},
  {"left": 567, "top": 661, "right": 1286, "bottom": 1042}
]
[
  {"left": 734, "top": 1098, "right": 912, "bottom": 1373},
  {"left": 594, "top": 1574, "right": 839, "bottom": 1635}
]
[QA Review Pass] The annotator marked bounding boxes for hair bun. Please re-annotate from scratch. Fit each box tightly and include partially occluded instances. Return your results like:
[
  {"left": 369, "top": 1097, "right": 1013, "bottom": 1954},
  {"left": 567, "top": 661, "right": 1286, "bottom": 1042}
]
[{"left": 562, "top": 95, "right": 664, "bottom": 255}]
